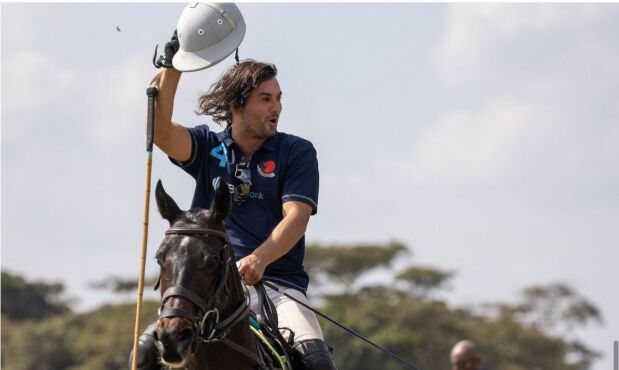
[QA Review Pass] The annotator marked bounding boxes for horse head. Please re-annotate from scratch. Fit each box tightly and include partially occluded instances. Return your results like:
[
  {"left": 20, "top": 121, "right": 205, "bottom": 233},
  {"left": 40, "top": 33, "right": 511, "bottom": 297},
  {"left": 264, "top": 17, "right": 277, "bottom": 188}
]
[{"left": 153, "top": 180, "right": 232, "bottom": 368}]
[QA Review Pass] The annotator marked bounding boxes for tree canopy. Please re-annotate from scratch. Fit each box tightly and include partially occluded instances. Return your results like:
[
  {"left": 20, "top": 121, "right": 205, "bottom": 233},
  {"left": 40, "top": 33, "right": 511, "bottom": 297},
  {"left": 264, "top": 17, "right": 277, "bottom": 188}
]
[
  {"left": 1, "top": 271, "right": 71, "bottom": 321},
  {"left": 0, "top": 242, "right": 603, "bottom": 370}
]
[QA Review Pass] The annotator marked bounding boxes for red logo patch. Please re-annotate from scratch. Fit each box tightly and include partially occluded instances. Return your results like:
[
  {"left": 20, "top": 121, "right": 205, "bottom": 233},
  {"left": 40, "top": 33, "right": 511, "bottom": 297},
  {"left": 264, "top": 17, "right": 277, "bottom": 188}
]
[
  {"left": 258, "top": 161, "right": 276, "bottom": 178},
  {"left": 262, "top": 160, "right": 276, "bottom": 174}
]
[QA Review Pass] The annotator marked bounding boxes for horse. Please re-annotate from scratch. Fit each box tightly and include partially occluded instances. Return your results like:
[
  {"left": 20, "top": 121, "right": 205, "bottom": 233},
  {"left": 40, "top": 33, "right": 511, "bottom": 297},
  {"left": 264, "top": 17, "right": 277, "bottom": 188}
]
[{"left": 152, "top": 179, "right": 271, "bottom": 370}]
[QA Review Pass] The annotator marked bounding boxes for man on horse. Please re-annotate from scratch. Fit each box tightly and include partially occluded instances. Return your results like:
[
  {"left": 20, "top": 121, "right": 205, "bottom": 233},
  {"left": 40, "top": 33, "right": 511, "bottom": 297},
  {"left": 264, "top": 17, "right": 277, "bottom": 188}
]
[{"left": 132, "top": 30, "right": 338, "bottom": 370}]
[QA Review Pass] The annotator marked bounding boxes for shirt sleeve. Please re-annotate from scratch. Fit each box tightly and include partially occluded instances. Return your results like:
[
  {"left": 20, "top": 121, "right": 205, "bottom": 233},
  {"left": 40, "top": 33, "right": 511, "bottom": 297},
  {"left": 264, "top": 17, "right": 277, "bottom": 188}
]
[
  {"left": 168, "top": 124, "right": 210, "bottom": 179},
  {"left": 281, "top": 139, "right": 319, "bottom": 215}
]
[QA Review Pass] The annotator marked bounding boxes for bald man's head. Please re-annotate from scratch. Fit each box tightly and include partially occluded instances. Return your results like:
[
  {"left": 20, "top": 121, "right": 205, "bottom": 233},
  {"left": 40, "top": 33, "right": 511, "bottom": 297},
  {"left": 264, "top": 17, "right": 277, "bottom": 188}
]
[{"left": 450, "top": 340, "right": 481, "bottom": 370}]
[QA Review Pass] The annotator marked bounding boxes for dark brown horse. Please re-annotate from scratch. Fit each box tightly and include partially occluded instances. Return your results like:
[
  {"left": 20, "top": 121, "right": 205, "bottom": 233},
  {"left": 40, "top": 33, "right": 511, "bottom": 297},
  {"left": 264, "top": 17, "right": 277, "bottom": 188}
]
[{"left": 153, "top": 180, "right": 265, "bottom": 370}]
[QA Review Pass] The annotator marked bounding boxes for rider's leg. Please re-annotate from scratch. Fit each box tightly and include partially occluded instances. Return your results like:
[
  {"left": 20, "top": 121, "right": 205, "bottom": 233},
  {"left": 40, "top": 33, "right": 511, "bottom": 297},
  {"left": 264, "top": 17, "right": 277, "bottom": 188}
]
[
  {"left": 128, "top": 322, "right": 163, "bottom": 370},
  {"left": 265, "top": 283, "right": 338, "bottom": 370},
  {"left": 291, "top": 339, "right": 337, "bottom": 370}
]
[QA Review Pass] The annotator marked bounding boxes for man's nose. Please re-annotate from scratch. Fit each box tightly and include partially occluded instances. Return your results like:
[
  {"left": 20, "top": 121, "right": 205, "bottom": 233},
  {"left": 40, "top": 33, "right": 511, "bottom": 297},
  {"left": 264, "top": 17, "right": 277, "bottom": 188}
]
[{"left": 272, "top": 100, "right": 282, "bottom": 114}]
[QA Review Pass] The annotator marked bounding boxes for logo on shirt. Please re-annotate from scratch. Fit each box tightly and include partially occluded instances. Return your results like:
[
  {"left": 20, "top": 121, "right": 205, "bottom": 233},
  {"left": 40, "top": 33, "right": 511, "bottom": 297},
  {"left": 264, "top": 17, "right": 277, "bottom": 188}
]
[
  {"left": 258, "top": 160, "right": 276, "bottom": 178},
  {"left": 210, "top": 145, "right": 227, "bottom": 168},
  {"left": 212, "top": 177, "right": 265, "bottom": 200}
]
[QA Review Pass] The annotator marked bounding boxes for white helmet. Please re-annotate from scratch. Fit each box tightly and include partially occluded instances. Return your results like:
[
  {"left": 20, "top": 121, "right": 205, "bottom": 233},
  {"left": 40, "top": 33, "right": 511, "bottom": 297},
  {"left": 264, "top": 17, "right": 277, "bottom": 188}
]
[{"left": 173, "top": 2, "right": 246, "bottom": 72}]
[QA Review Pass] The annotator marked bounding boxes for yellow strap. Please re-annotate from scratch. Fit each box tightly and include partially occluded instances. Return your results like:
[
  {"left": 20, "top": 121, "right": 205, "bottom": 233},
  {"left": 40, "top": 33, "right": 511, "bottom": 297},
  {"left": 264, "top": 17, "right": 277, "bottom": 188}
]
[{"left": 249, "top": 326, "right": 289, "bottom": 370}]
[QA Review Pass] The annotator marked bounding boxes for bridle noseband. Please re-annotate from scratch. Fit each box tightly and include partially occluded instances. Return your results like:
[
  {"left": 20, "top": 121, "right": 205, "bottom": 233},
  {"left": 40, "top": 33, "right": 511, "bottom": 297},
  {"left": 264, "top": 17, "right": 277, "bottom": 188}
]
[{"left": 157, "top": 226, "right": 249, "bottom": 346}]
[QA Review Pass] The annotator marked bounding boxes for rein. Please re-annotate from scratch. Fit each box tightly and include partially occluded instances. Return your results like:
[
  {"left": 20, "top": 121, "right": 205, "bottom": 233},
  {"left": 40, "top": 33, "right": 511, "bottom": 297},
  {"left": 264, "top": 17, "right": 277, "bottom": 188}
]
[{"left": 157, "top": 226, "right": 257, "bottom": 362}]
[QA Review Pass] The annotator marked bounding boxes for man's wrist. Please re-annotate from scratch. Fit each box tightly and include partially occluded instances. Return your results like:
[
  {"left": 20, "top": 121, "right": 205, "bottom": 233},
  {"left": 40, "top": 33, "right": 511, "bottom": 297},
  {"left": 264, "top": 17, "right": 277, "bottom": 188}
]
[
  {"left": 162, "top": 68, "right": 182, "bottom": 78},
  {"left": 251, "top": 246, "right": 273, "bottom": 267}
]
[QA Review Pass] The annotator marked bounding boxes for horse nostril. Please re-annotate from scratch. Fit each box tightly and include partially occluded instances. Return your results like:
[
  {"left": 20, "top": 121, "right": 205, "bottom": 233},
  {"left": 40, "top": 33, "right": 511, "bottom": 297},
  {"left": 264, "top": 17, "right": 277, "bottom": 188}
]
[{"left": 177, "top": 328, "right": 194, "bottom": 343}]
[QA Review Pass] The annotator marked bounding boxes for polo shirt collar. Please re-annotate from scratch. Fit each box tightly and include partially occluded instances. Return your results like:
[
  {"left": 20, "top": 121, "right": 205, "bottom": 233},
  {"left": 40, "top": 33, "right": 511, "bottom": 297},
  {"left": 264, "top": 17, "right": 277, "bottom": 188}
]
[
  {"left": 221, "top": 129, "right": 279, "bottom": 152},
  {"left": 261, "top": 133, "right": 279, "bottom": 152},
  {"left": 221, "top": 129, "right": 234, "bottom": 147}
]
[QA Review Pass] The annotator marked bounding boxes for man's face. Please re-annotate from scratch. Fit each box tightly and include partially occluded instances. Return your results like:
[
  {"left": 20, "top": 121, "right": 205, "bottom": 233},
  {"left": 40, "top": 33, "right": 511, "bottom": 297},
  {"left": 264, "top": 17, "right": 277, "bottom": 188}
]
[
  {"left": 450, "top": 352, "right": 480, "bottom": 370},
  {"left": 233, "top": 77, "right": 282, "bottom": 140}
]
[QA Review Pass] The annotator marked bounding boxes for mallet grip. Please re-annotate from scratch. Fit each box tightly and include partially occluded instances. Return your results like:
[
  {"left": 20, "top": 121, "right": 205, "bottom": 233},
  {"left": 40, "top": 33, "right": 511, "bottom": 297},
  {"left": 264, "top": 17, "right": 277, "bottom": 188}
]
[{"left": 146, "top": 86, "right": 159, "bottom": 152}]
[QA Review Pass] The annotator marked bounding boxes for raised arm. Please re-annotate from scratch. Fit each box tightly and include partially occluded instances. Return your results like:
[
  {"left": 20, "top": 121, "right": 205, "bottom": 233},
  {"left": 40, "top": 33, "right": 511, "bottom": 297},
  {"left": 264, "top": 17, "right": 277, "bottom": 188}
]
[{"left": 150, "top": 68, "right": 192, "bottom": 162}]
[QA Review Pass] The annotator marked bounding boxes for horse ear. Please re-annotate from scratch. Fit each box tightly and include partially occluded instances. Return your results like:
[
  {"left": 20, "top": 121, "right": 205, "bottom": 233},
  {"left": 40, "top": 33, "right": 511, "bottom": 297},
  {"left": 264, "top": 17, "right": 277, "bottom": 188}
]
[
  {"left": 210, "top": 179, "right": 230, "bottom": 223},
  {"left": 155, "top": 180, "right": 182, "bottom": 224}
]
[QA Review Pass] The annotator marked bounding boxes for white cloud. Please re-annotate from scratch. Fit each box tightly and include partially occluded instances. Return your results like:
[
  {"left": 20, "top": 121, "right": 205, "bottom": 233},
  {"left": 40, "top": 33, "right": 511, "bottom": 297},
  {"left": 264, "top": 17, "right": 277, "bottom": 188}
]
[
  {"left": 85, "top": 56, "right": 155, "bottom": 142},
  {"left": 3, "top": 50, "right": 77, "bottom": 112},
  {"left": 409, "top": 100, "right": 531, "bottom": 181},
  {"left": 422, "top": 3, "right": 619, "bottom": 188},
  {"left": 436, "top": 4, "right": 615, "bottom": 87}
]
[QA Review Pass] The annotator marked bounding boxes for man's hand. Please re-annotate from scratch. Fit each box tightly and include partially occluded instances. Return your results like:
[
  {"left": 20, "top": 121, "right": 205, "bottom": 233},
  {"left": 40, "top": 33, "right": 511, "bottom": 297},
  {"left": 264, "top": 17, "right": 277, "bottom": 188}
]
[
  {"left": 154, "top": 30, "right": 180, "bottom": 69},
  {"left": 237, "top": 254, "right": 267, "bottom": 286}
]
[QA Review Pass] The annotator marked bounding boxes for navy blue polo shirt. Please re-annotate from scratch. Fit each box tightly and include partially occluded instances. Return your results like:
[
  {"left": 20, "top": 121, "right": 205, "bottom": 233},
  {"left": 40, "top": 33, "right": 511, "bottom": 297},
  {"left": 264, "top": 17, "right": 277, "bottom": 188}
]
[{"left": 170, "top": 124, "right": 319, "bottom": 294}]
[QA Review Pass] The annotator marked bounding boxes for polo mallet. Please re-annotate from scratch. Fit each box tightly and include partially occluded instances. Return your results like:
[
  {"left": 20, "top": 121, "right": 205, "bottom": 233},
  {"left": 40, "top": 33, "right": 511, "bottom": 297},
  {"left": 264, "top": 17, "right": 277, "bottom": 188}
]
[{"left": 131, "top": 85, "right": 158, "bottom": 370}]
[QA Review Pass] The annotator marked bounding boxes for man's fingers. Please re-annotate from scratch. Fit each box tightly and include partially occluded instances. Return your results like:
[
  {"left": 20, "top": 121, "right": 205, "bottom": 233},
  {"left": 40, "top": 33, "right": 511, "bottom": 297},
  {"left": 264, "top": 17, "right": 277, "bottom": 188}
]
[
  {"left": 238, "top": 263, "right": 252, "bottom": 283},
  {"left": 237, "top": 256, "right": 264, "bottom": 285},
  {"left": 239, "top": 268, "right": 259, "bottom": 285}
]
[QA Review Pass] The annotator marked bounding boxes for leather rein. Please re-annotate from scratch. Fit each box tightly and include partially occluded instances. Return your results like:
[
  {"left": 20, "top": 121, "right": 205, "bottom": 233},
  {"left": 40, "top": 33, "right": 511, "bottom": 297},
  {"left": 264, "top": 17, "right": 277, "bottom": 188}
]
[{"left": 157, "top": 226, "right": 253, "bottom": 354}]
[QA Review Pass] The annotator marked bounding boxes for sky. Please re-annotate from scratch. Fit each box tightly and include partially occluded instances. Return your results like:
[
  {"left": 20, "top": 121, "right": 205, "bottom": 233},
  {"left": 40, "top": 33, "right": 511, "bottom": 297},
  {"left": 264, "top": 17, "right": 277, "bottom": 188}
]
[{"left": 1, "top": 3, "right": 618, "bottom": 370}]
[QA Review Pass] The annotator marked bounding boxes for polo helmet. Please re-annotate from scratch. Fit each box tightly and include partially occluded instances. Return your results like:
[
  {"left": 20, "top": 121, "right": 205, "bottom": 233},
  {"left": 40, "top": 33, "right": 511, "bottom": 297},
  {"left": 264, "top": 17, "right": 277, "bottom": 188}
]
[{"left": 173, "top": 2, "right": 246, "bottom": 72}]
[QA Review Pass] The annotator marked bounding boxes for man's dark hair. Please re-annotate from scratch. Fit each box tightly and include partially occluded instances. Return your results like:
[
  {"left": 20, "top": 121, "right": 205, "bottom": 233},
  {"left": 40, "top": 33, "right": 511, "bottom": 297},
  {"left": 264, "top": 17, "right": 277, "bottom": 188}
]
[{"left": 197, "top": 60, "right": 278, "bottom": 128}]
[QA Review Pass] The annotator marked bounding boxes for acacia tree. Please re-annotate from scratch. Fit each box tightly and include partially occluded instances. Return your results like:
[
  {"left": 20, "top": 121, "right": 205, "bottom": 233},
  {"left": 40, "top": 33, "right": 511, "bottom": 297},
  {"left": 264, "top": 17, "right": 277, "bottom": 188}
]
[
  {"left": 304, "top": 241, "right": 408, "bottom": 293},
  {"left": 1, "top": 271, "right": 72, "bottom": 321},
  {"left": 396, "top": 266, "right": 454, "bottom": 300},
  {"left": 1, "top": 243, "right": 603, "bottom": 370},
  {"left": 516, "top": 283, "right": 602, "bottom": 332},
  {"left": 304, "top": 242, "right": 602, "bottom": 370}
]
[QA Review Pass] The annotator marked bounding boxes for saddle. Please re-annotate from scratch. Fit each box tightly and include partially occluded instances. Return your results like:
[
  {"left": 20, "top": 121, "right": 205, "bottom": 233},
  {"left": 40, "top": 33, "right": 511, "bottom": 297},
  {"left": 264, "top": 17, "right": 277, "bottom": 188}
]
[{"left": 250, "top": 282, "right": 295, "bottom": 370}]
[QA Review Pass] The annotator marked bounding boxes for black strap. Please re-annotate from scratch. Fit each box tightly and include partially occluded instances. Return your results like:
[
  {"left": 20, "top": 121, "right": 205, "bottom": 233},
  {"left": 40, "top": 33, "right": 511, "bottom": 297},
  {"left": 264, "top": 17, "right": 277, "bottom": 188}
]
[
  {"left": 161, "top": 286, "right": 209, "bottom": 314},
  {"left": 213, "top": 300, "right": 249, "bottom": 332},
  {"left": 159, "top": 308, "right": 200, "bottom": 322},
  {"left": 255, "top": 282, "right": 293, "bottom": 358}
]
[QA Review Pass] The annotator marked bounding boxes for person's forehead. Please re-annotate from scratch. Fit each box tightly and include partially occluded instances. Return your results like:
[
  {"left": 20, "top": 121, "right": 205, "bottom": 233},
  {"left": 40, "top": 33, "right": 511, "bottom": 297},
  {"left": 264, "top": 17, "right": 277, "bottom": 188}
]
[
  {"left": 254, "top": 78, "right": 281, "bottom": 94},
  {"left": 451, "top": 348, "right": 477, "bottom": 361}
]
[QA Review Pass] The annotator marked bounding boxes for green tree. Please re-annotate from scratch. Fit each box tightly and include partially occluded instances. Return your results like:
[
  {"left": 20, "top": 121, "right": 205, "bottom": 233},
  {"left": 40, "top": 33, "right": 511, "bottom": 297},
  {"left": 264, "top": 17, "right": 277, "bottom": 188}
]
[
  {"left": 1, "top": 302, "right": 159, "bottom": 370},
  {"left": 1, "top": 271, "right": 71, "bottom": 321},
  {"left": 396, "top": 266, "right": 454, "bottom": 300},
  {"left": 1, "top": 243, "right": 603, "bottom": 370},
  {"left": 305, "top": 243, "right": 602, "bottom": 370},
  {"left": 305, "top": 241, "right": 408, "bottom": 290},
  {"left": 516, "top": 283, "right": 602, "bottom": 332},
  {"left": 90, "top": 275, "right": 159, "bottom": 294}
]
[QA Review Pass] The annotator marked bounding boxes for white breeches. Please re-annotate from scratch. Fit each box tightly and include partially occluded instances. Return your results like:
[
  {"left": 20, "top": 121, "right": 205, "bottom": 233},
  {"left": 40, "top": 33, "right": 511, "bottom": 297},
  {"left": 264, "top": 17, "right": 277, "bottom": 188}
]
[{"left": 246, "top": 282, "right": 324, "bottom": 343}]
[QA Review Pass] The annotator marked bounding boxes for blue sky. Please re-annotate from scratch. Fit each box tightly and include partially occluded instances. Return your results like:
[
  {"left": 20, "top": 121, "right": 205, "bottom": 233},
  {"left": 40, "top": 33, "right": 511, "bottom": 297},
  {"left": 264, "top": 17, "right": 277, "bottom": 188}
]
[{"left": 2, "top": 3, "right": 618, "bottom": 370}]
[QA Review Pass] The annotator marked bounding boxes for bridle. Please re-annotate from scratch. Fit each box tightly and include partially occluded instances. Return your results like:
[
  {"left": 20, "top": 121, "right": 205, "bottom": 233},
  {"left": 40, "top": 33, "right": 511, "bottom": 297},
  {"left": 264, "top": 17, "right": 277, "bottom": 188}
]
[{"left": 157, "top": 226, "right": 250, "bottom": 348}]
